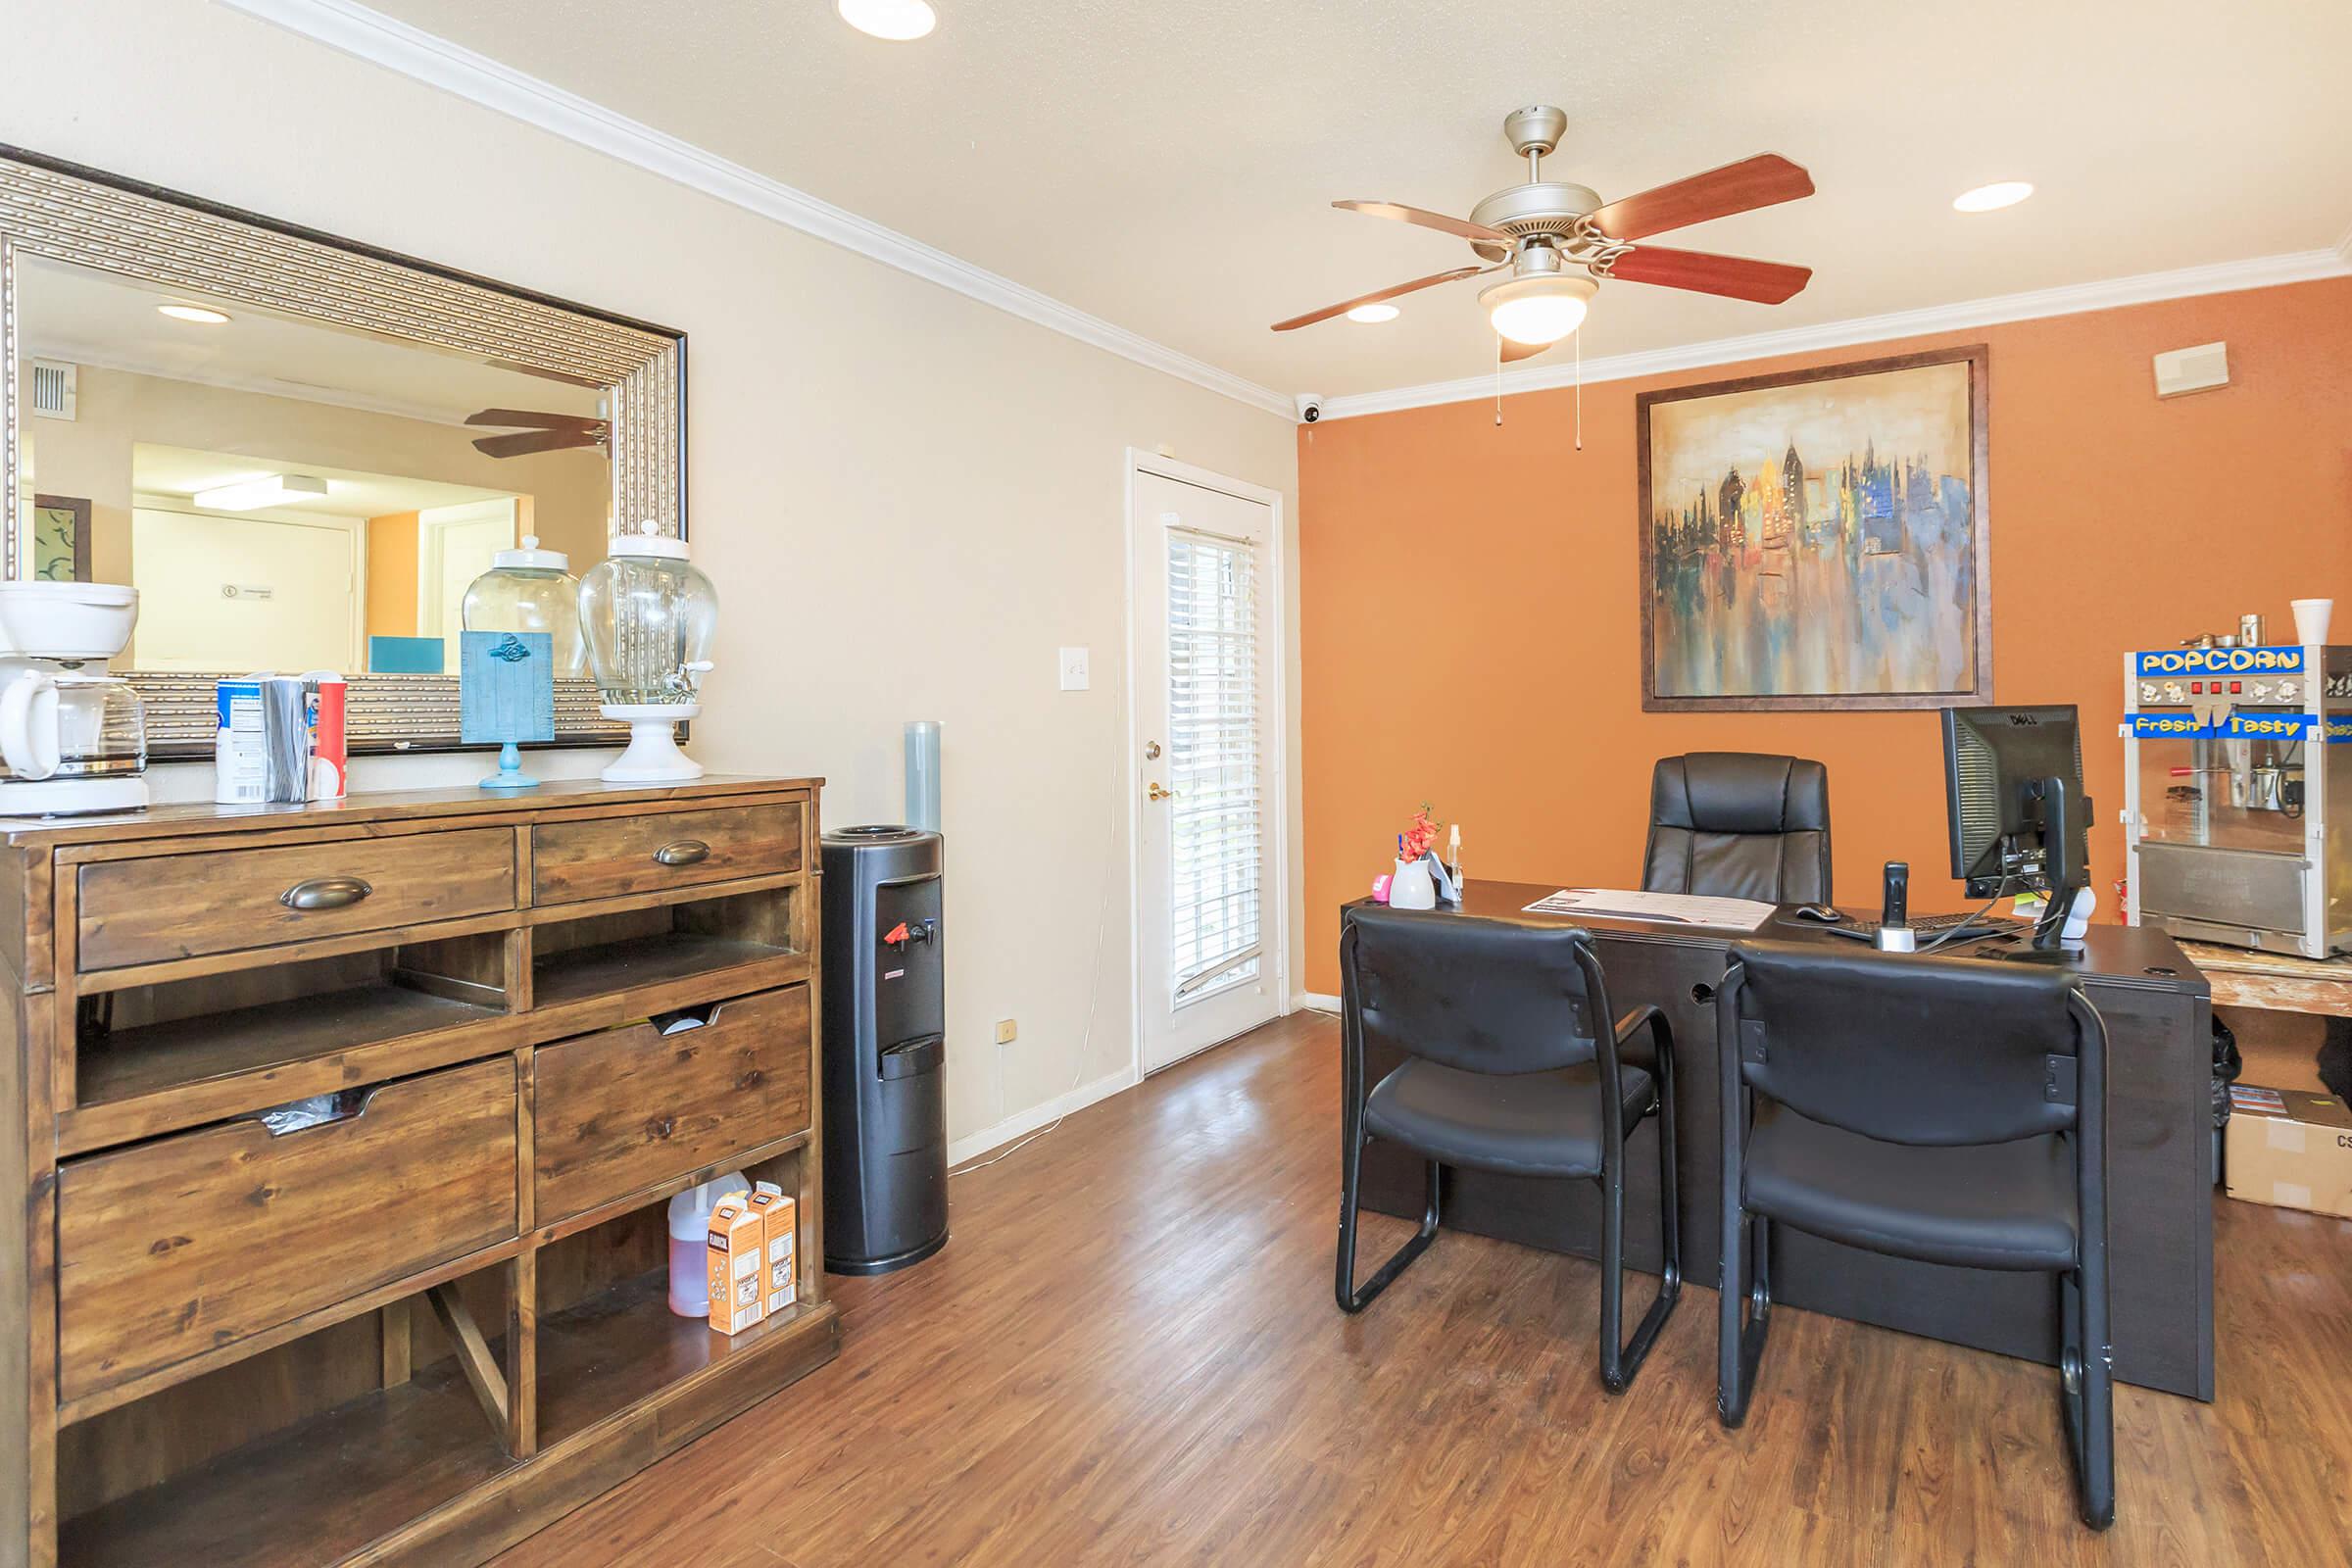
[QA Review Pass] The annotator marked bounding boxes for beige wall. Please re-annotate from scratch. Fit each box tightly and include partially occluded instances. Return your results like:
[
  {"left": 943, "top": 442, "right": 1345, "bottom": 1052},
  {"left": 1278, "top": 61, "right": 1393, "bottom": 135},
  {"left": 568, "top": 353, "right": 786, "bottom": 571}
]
[{"left": 4, "top": 0, "right": 1301, "bottom": 1151}]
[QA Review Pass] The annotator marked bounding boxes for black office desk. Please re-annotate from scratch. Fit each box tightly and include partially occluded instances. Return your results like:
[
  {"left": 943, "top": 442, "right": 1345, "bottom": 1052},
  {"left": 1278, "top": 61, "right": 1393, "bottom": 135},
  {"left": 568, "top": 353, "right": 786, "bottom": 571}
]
[{"left": 1346, "top": 882, "right": 2216, "bottom": 1400}]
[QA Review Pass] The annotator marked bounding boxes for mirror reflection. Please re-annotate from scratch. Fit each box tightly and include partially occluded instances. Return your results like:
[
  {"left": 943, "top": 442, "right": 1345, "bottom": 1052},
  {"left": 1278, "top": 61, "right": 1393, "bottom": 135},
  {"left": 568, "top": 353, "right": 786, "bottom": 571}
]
[{"left": 13, "top": 255, "right": 612, "bottom": 676}]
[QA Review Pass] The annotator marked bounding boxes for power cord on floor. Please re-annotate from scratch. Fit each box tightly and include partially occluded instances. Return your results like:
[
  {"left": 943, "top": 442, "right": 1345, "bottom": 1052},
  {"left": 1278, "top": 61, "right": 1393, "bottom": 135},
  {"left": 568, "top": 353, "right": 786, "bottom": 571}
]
[{"left": 951, "top": 752, "right": 1118, "bottom": 1178}]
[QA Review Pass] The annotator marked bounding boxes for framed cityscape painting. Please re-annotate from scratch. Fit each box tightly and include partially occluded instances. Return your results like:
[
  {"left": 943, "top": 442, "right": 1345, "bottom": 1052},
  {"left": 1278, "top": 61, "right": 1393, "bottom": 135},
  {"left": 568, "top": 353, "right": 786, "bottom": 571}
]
[{"left": 1636, "top": 346, "right": 1991, "bottom": 711}]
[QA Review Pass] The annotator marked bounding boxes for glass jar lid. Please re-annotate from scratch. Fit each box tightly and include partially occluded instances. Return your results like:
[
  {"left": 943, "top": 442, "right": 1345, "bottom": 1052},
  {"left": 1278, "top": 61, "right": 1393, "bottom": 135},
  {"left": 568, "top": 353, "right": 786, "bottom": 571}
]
[{"left": 491, "top": 534, "right": 570, "bottom": 571}]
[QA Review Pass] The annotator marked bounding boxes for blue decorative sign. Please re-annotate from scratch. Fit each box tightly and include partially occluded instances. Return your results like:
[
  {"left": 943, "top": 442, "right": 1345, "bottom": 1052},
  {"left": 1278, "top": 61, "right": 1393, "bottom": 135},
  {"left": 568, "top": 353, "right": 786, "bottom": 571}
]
[
  {"left": 2132, "top": 645, "right": 2305, "bottom": 678},
  {"left": 461, "top": 630, "right": 556, "bottom": 745}
]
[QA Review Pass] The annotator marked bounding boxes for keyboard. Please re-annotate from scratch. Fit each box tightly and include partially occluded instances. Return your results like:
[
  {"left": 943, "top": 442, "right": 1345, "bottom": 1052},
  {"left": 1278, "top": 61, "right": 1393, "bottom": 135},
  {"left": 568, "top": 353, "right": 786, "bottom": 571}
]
[
  {"left": 1912, "top": 910, "right": 2023, "bottom": 933},
  {"left": 1784, "top": 909, "right": 2023, "bottom": 942}
]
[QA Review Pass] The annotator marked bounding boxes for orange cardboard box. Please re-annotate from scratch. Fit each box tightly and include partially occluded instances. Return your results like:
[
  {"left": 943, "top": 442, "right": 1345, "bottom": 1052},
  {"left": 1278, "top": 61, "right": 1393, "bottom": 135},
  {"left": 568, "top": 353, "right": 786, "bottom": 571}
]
[
  {"left": 750, "top": 1183, "right": 798, "bottom": 1315},
  {"left": 707, "top": 1194, "right": 766, "bottom": 1335}
]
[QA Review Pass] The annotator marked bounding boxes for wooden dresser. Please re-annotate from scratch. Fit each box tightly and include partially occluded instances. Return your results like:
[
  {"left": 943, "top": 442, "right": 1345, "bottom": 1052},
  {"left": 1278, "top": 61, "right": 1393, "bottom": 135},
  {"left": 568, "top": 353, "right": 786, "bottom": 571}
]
[{"left": 0, "top": 776, "right": 838, "bottom": 1568}]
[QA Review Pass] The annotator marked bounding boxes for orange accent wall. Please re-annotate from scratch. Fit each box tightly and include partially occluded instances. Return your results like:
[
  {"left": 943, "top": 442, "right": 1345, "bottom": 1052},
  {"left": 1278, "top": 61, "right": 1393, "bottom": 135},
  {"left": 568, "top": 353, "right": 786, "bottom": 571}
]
[
  {"left": 1299, "top": 276, "right": 2352, "bottom": 993},
  {"left": 364, "top": 511, "right": 419, "bottom": 643}
]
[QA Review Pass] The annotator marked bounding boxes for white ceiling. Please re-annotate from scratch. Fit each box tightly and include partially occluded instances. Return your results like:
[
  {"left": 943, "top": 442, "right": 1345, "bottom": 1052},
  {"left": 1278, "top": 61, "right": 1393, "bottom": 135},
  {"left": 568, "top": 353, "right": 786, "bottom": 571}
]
[
  {"left": 359, "top": 0, "right": 2352, "bottom": 401},
  {"left": 130, "top": 444, "right": 514, "bottom": 519},
  {"left": 16, "top": 254, "right": 605, "bottom": 424}
]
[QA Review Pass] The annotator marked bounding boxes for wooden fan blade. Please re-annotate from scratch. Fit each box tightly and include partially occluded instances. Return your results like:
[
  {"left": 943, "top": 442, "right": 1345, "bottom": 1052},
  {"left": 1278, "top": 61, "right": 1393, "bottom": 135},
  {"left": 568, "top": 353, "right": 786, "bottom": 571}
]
[
  {"left": 1606, "top": 246, "right": 1812, "bottom": 304},
  {"left": 1270, "top": 265, "right": 1494, "bottom": 332},
  {"left": 472, "top": 428, "right": 602, "bottom": 458},
  {"left": 1332, "top": 201, "right": 1515, "bottom": 247},
  {"left": 1590, "top": 154, "right": 1813, "bottom": 241},
  {"left": 465, "top": 407, "right": 605, "bottom": 431},
  {"left": 1498, "top": 336, "right": 1554, "bottom": 364}
]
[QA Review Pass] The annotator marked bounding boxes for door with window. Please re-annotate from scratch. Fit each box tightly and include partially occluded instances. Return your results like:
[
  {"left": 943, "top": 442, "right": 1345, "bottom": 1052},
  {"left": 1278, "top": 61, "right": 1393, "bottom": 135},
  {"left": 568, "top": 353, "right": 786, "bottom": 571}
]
[{"left": 1133, "top": 465, "right": 1281, "bottom": 1073}]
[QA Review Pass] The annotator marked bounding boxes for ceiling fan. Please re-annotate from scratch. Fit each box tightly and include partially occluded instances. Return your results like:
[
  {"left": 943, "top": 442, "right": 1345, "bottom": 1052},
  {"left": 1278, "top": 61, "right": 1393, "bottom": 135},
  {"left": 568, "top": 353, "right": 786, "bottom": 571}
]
[
  {"left": 465, "top": 407, "right": 609, "bottom": 459},
  {"left": 1272, "top": 106, "right": 1815, "bottom": 363}
]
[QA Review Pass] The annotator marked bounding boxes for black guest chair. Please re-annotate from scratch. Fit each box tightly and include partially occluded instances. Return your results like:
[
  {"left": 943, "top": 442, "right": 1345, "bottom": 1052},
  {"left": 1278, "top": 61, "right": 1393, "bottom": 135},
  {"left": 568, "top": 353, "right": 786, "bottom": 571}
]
[
  {"left": 1715, "top": 940, "right": 2115, "bottom": 1529},
  {"left": 1642, "top": 753, "right": 1833, "bottom": 904},
  {"left": 1337, "top": 906, "right": 1680, "bottom": 1393}
]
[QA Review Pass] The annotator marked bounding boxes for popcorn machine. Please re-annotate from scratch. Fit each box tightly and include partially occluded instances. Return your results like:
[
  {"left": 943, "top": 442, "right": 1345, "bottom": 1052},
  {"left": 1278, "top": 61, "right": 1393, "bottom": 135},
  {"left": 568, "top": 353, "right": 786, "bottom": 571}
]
[{"left": 2122, "top": 641, "right": 2351, "bottom": 958}]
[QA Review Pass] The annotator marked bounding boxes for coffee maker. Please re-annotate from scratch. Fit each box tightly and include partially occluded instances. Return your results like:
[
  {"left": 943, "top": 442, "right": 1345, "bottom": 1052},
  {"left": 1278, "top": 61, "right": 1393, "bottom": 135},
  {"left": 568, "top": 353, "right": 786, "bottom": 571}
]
[{"left": 0, "top": 582, "right": 149, "bottom": 815}]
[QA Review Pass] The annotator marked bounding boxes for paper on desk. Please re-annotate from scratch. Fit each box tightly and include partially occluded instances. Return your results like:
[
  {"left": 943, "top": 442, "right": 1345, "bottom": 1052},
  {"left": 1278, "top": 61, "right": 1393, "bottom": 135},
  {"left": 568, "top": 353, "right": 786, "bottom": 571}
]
[{"left": 1521, "top": 887, "right": 1776, "bottom": 931}]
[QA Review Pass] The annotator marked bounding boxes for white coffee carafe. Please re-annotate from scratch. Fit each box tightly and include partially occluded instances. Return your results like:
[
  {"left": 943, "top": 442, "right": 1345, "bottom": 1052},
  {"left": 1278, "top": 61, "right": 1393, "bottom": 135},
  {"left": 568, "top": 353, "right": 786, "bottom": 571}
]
[{"left": 0, "top": 582, "right": 149, "bottom": 815}]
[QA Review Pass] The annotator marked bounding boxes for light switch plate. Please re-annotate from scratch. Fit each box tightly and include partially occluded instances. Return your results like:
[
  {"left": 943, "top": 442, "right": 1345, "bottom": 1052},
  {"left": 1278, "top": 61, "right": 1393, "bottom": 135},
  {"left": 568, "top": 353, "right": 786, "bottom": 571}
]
[{"left": 1057, "top": 646, "right": 1091, "bottom": 691}]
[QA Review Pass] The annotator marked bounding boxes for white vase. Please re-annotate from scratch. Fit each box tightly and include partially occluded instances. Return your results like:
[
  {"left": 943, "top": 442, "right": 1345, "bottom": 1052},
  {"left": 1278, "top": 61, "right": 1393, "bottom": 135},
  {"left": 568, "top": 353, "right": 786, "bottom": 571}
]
[{"left": 1390, "top": 857, "right": 1438, "bottom": 910}]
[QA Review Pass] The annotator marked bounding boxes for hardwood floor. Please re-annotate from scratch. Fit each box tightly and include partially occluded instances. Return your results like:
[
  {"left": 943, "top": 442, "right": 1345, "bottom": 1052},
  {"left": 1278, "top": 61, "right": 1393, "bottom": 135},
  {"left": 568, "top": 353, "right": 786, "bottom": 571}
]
[{"left": 491, "top": 1011, "right": 2352, "bottom": 1567}]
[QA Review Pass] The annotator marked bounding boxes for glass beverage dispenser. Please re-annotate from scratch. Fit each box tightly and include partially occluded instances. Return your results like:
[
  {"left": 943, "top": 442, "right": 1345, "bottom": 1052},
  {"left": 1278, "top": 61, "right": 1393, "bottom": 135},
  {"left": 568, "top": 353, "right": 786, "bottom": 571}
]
[
  {"left": 461, "top": 535, "right": 586, "bottom": 676},
  {"left": 577, "top": 525, "right": 717, "bottom": 782}
]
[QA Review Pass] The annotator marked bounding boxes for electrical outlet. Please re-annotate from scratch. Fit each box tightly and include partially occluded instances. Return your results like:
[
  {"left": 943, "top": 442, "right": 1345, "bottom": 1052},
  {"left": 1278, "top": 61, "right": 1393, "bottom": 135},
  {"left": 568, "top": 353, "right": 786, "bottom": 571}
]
[
  {"left": 1057, "top": 646, "right": 1091, "bottom": 691},
  {"left": 994, "top": 1018, "right": 1017, "bottom": 1045}
]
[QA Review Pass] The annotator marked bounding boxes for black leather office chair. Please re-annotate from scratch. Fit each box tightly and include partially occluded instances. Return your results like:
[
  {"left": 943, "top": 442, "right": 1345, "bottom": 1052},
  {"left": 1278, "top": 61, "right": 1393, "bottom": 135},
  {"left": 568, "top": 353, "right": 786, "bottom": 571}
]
[
  {"left": 1715, "top": 940, "right": 2114, "bottom": 1529},
  {"left": 1337, "top": 906, "right": 1680, "bottom": 1393},
  {"left": 1642, "top": 753, "right": 1832, "bottom": 904}
]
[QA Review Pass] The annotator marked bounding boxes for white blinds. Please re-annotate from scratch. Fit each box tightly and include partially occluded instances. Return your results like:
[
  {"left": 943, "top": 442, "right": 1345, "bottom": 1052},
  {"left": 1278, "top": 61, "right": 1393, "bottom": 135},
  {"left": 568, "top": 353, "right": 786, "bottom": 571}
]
[{"left": 1166, "top": 528, "right": 1262, "bottom": 1004}]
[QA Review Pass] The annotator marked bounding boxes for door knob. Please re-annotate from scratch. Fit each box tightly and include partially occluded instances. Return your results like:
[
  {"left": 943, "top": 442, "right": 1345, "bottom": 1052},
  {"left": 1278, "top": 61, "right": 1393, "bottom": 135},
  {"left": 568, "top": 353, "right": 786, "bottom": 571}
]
[{"left": 1148, "top": 782, "right": 1177, "bottom": 802}]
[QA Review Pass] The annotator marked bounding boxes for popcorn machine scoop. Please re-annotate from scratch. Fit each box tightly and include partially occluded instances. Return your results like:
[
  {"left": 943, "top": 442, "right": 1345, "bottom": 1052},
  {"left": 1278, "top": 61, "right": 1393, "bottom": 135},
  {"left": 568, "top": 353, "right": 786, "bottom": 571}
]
[{"left": 2123, "top": 641, "right": 2350, "bottom": 957}]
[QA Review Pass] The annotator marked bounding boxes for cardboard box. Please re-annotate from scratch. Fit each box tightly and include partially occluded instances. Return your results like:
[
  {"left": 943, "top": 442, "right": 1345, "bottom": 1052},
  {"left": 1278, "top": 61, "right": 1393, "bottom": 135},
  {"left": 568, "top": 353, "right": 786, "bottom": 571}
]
[
  {"left": 706, "top": 1194, "right": 766, "bottom": 1335},
  {"left": 750, "top": 1184, "right": 797, "bottom": 1316},
  {"left": 2226, "top": 1083, "right": 2352, "bottom": 1218}
]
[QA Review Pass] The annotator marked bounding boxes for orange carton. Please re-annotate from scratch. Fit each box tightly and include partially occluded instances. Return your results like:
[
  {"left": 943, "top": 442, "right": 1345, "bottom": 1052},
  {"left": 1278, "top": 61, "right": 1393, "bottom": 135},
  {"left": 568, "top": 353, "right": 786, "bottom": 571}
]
[
  {"left": 749, "top": 1181, "right": 797, "bottom": 1315},
  {"left": 707, "top": 1193, "right": 766, "bottom": 1335}
]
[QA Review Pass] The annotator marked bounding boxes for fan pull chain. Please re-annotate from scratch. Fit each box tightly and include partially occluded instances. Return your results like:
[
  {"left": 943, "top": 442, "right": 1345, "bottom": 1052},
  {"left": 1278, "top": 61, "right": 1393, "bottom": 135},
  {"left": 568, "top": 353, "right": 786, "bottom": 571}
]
[
  {"left": 1494, "top": 337, "right": 1503, "bottom": 426},
  {"left": 1575, "top": 326, "right": 1583, "bottom": 451}
]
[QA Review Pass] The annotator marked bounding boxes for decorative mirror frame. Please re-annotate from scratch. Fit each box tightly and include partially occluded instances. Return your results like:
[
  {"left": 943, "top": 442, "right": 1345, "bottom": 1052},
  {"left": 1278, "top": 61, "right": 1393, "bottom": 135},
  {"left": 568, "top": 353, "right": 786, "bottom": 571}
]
[{"left": 0, "top": 145, "right": 687, "bottom": 757}]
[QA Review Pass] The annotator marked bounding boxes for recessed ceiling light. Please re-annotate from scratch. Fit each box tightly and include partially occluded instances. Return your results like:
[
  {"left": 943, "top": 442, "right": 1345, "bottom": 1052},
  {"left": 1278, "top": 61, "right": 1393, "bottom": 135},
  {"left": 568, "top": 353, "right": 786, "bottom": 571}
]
[
  {"left": 837, "top": 0, "right": 935, "bottom": 40},
  {"left": 157, "top": 303, "right": 231, "bottom": 324},
  {"left": 1952, "top": 181, "right": 2034, "bottom": 214},
  {"left": 194, "top": 473, "right": 328, "bottom": 512},
  {"left": 1346, "top": 303, "right": 1399, "bottom": 323}
]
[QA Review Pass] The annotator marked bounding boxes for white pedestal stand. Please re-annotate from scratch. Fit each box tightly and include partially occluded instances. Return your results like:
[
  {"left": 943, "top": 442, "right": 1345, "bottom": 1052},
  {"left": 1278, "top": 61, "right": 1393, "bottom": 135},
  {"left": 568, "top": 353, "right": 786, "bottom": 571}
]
[{"left": 600, "top": 703, "right": 702, "bottom": 783}]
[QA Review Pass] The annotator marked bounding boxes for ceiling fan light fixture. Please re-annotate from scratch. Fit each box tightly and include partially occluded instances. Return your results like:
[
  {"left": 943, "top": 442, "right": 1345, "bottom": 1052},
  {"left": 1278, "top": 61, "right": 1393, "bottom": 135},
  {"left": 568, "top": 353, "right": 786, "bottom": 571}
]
[
  {"left": 1345, "top": 303, "right": 1400, "bottom": 323},
  {"left": 1481, "top": 272, "right": 1597, "bottom": 346},
  {"left": 1952, "top": 180, "right": 2034, "bottom": 213},
  {"left": 836, "top": 0, "right": 936, "bottom": 40}
]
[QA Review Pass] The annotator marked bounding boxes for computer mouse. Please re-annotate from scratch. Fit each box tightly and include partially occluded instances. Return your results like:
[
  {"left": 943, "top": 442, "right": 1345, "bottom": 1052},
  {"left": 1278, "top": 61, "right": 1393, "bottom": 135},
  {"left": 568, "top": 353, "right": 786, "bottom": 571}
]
[{"left": 1791, "top": 905, "right": 1843, "bottom": 923}]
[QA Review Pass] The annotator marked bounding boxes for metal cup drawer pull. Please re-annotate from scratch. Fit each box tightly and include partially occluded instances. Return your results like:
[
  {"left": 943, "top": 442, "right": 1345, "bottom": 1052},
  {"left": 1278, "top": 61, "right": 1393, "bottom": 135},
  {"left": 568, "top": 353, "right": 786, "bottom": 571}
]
[
  {"left": 280, "top": 875, "right": 374, "bottom": 910},
  {"left": 653, "top": 840, "right": 711, "bottom": 867}
]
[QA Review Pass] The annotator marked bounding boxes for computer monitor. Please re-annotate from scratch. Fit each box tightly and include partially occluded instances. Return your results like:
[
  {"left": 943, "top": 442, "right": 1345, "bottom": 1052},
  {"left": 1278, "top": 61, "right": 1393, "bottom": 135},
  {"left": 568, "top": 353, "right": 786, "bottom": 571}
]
[{"left": 1941, "top": 705, "right": 2090, "bottom": 951}]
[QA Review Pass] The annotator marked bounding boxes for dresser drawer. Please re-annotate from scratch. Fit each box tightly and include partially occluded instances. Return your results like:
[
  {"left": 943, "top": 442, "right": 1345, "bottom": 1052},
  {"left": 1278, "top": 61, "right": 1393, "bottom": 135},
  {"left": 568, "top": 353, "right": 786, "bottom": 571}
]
[
  {"left": 531, "top": 803, "right": 802, "bottom": 906},
  {"left": 76, "top": 828, "right": 516, "bottom": 972},
  {"left": 56, "top": 1058, "right": 518, "bottom": 1402},
  {"left": 533, "top": 984, "right": 811, "bottom": 1222}
]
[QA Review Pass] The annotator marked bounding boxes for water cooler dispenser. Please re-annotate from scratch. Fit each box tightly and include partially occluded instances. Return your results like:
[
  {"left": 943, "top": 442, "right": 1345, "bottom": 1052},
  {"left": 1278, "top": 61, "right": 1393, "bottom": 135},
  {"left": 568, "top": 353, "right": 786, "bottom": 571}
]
[{"left": 820, "top": 826, "right": 949, "bottom": 1274}]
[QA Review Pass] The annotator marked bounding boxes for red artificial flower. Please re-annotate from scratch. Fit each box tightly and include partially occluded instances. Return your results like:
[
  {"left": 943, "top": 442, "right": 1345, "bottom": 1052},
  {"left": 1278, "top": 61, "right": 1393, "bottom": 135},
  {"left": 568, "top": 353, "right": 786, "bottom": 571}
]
[{"left": 1400, "top": 804, "right": 1442, "bottom": 862}]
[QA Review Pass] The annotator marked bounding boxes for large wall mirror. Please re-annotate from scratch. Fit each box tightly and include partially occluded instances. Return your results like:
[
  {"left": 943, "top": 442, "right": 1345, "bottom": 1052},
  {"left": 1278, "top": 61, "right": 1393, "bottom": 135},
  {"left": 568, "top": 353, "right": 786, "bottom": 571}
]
[{"left": 1, "top": 147, "right": 685, "bottom": 755}]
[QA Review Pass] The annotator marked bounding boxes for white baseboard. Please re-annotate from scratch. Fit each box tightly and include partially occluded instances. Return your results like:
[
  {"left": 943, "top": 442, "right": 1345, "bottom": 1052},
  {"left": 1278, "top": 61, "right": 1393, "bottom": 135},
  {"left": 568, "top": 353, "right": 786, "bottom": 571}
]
[
  {"left": 1296, "top": 991, "right": 1341, "bottom": 1012},
  {"left": 948, "top": 1066, "right": 1139, "bottom": 1167}
]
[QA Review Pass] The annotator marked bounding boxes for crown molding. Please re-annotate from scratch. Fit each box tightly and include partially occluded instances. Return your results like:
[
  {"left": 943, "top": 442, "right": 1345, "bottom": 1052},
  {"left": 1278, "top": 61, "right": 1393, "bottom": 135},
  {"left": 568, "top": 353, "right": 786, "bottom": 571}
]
[
  {"left": 220, "top": 0, "right": 1295, "bottom": 421},
  {"left": 1315, "top": 245, "right": 2352, "bottom": 422}
]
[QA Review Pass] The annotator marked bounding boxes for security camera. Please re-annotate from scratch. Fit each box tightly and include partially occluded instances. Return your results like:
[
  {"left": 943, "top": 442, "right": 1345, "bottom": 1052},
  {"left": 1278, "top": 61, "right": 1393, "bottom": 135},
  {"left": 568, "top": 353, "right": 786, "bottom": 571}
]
[{"left": 1296, "top": 393, "right": 1324, "bottom": 423}]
